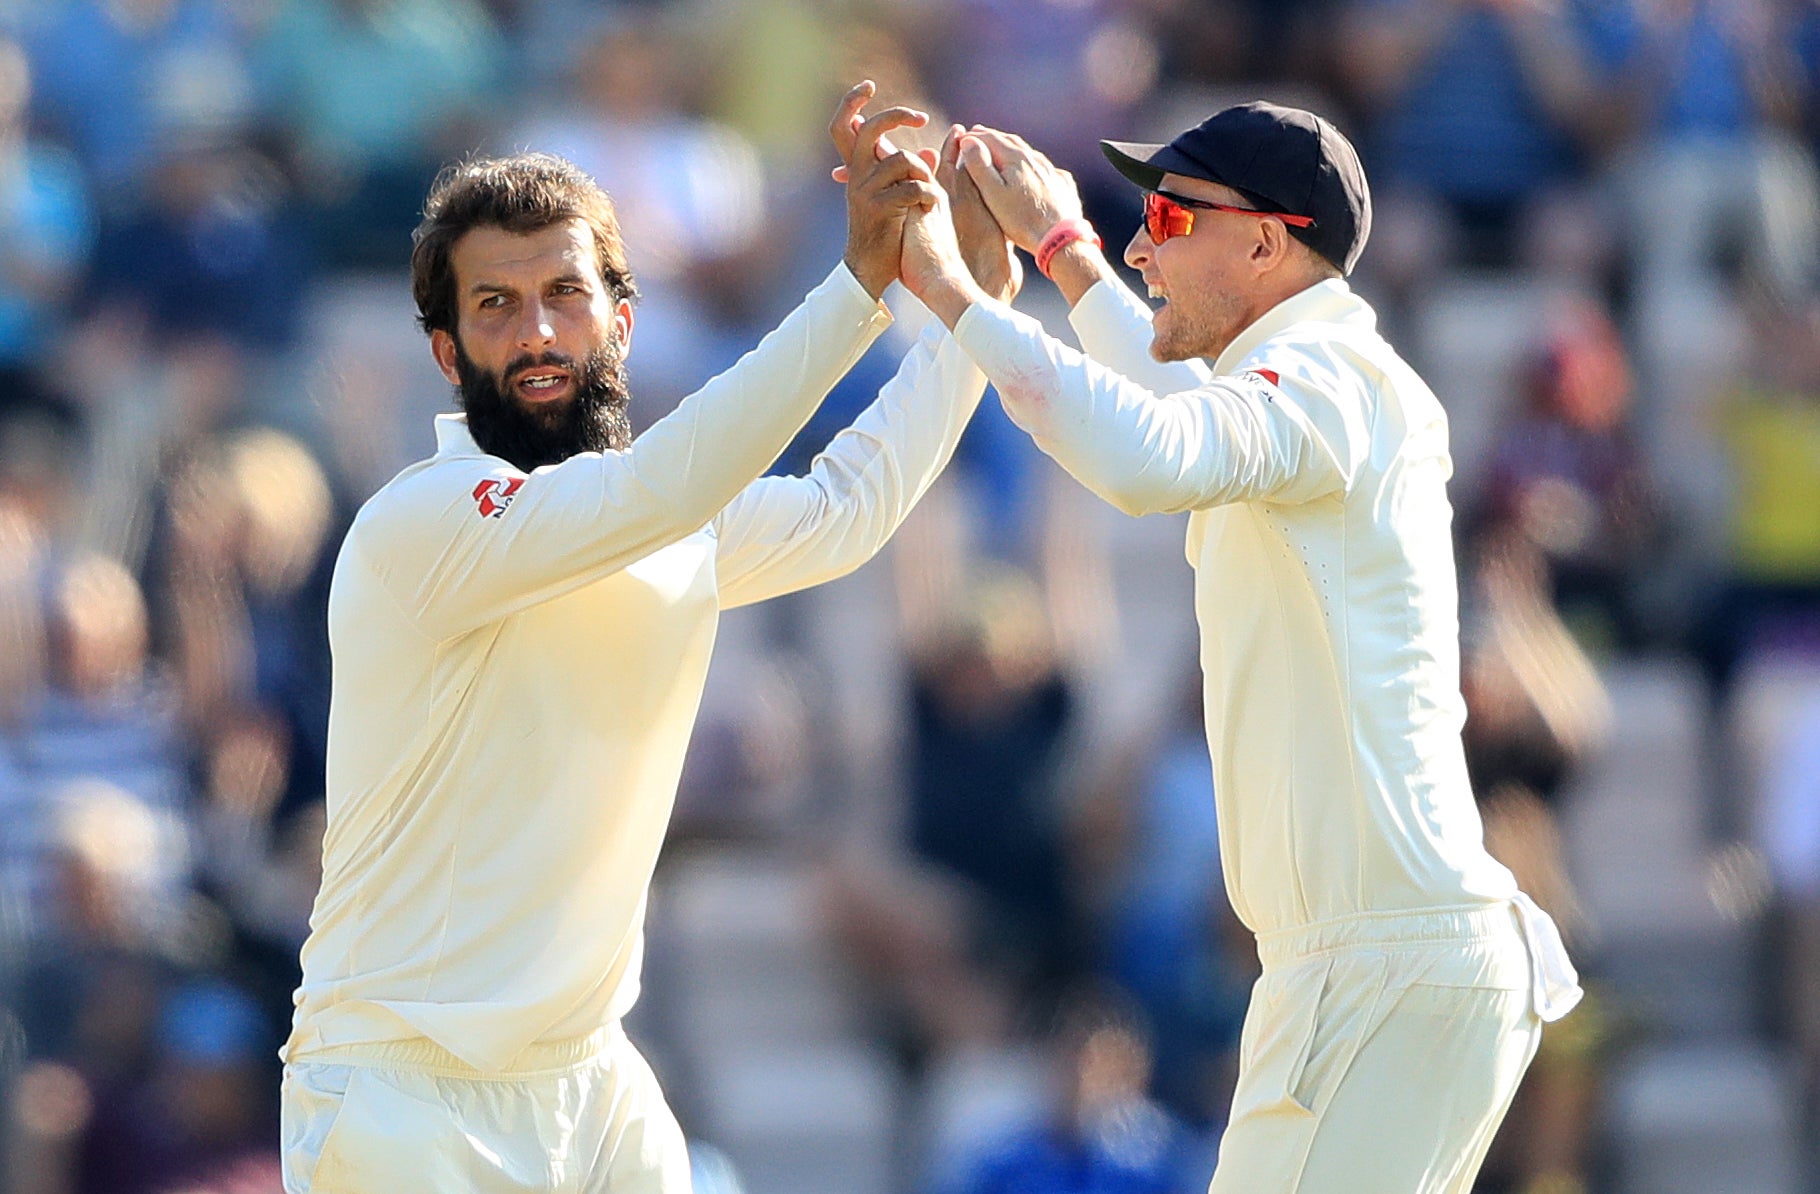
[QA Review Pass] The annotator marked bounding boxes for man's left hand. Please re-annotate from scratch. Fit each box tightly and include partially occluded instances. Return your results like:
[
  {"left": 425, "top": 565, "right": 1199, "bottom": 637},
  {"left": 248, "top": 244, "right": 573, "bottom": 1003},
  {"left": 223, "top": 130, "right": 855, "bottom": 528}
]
[{"left": 937, "top": 124, "right": 1021, "bottom": 305}]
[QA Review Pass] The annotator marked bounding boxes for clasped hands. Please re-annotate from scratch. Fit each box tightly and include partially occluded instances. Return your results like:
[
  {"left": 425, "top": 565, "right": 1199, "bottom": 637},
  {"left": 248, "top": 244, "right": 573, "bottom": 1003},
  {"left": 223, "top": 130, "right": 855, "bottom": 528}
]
[{"left": 834, "top": 80, "right": 1091, "bottom": 324}]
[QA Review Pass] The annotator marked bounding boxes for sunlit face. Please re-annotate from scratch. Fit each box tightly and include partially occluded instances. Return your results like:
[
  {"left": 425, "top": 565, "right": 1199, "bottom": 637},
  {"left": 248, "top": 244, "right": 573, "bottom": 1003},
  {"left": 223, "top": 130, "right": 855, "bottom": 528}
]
[
  {"left": 1123, "top": 173, "right": 1273, "bottom": 364},
  {"left": 430, "top": 220, "right": 635, "bottom": 468}
]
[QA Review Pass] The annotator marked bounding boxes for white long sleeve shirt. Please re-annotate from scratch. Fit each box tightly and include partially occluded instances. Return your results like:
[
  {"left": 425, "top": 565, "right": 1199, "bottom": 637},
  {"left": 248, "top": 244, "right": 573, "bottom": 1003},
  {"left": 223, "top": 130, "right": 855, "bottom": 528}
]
[
  {"left": 953, "top": 277, "right": 1519, "bottom": 935},
  {"left": 287, "top": 266, "right": 987, "bottom": 1072}
]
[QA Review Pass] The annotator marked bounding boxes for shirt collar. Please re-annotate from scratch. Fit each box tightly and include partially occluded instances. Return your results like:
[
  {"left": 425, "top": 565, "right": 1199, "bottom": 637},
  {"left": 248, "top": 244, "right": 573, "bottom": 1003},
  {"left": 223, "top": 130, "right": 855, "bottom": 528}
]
[
  {"left": 434, "top": 412, "right": 481, "bottom": 456},
  {"left": 1213, "top": 278, "right": 1374, "bottom": 375}
]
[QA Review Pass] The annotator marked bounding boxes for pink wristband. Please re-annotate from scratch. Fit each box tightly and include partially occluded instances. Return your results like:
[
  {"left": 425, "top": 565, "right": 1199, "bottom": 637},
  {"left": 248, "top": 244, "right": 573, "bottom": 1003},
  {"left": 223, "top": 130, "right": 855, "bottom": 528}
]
[{"left": 1035, "top": 218, "right": 1101, "bottom": 278}]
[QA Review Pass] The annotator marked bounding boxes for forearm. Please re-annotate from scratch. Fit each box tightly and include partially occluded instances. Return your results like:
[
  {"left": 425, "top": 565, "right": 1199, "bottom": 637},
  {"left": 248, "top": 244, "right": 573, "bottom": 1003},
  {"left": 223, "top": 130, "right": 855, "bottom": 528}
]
[
  {"left": 714, "top": 320, "right": 987, "bottom": 606},
  {"left": 630, "top": 263, "right": 892, "bottom": 523},
  {"left": 1045, "top": 237, "right": 1122, "bottom": 310},
  {"left": 952, "top": 299, "right": 1348, "bottom": 513},
  {"left": 953, "top": 300, "right": 1219, "bottom": 516}
]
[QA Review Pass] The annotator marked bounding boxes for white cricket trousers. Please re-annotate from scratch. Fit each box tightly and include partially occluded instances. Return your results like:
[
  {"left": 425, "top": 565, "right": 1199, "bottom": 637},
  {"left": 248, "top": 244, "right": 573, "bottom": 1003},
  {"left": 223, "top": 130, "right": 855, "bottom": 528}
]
[
  {"left": 280, "top": 1022, "right": 690, "bottom": 1193},
  {"left": 1209, "top": 900, "right": 1571, "bottom": 1194}
]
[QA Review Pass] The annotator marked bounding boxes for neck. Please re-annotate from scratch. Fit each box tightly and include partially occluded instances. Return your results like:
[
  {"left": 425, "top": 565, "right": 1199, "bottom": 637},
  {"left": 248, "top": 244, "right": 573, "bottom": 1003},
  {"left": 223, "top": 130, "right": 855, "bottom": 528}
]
[{"left": 1254, "top": 267, "right": 1330, "bottom": 317}]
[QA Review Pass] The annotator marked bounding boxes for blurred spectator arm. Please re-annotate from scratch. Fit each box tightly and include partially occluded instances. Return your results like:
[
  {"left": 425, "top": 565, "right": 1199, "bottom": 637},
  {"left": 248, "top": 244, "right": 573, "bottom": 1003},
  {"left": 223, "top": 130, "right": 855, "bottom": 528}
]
[
  {"left": 1496, "top": 0, "right": 1628, "bottom": 150},
  {"left": 1337, "top": 0, "right": 1468, "bottom": 115}
]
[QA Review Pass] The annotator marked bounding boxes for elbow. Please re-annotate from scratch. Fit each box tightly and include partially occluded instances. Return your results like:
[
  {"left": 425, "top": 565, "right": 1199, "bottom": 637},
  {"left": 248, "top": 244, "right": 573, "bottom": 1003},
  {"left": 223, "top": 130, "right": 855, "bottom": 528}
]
[
  {"left": 1108, "top": 492, "right": 1157, "bottom": 518},
  {"left": 1094, "top": 479, "right": 1175, "bottom": 519},
  {"left": 833, "top": 509, "right": 901, "bottom": 572}
]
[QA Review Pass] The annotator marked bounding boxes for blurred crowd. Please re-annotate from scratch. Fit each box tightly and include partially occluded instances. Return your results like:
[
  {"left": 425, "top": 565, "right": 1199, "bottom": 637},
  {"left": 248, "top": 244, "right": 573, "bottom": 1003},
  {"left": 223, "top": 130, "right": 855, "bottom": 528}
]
[{"left": 0, "top": 1, "right": 1818, "bottom": 1192}]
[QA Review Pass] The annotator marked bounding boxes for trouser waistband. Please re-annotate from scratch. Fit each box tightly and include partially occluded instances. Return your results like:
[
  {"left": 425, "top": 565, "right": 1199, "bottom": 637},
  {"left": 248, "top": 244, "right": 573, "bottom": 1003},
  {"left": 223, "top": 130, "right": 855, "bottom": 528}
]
[
  {"left": 1254, "top": 903, "right": 1522, "bottom": 969},
  {"left": 289, "top": 1022, "right": 621, "bottom": 1080},
  {"left": 1253, "top": 898, "right": 1583, "bottom": 1023}
]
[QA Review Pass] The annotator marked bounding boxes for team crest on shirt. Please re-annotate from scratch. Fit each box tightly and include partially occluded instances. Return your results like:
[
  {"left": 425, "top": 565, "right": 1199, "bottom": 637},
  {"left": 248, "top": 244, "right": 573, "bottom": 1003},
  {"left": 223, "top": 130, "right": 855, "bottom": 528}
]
[{"left": 472, "top": 477, "right": 523, "bottom": 519}]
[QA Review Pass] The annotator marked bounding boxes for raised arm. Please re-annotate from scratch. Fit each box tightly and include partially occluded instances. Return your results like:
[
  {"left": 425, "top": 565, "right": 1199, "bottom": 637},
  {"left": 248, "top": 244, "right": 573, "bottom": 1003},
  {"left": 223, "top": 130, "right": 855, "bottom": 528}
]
[
  {"left": 712, "top": 111, "right": 1021, "bottom": 608},
  {"left": 952, "top": 301, "right": 1363, "bottom": 516},
  {"left": 710, "top": 321, "right": 982, "bottom": 608},
  {"left": 895, "top": 186, "right": 1363, "bottom": 517}
]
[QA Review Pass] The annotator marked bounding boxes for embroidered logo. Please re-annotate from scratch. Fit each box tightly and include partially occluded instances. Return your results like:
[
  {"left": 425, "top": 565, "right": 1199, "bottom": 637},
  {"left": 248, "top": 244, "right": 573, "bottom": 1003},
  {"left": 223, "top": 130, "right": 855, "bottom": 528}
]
[
  {"left": 472, "top": 477, "right": 524, "bottom": 519},
  {"left": 1245, "top": 368, "right": 1281, "bottom": 387}
]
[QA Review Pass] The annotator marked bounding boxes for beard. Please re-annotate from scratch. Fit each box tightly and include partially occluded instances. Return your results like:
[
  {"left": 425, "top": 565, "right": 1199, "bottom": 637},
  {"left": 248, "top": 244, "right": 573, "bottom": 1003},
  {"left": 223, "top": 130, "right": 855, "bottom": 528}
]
[
  {"left": 1148, "top": 283, "right": 1245, "bottom": 364},
  {"left": 454, "top": 337, "right": 633, "bottom": 471}
]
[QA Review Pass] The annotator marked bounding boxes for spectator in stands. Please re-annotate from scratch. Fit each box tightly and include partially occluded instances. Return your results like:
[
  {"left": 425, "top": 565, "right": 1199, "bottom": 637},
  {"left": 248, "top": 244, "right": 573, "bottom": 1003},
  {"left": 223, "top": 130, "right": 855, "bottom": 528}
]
[
  {"left": 17, "top": 0, "right": 254, "bottom": 215},
  {"left": 9, "top": 973, "right": 282, "bottom": 1194},
  {"left": 151, "top": 429, "right": 339, "bottom": 815},
  {"left": 3, "top": 781, "right": 188, "bottom": 1193},
  {"left": 904, "top": 565, "right": 1088, "bottom": 1015},
  {"left": 1074, "top": 671, "right": 1254, "bottom": 1129},
  {"left": 135, "top": 979, "right": 283, "bottom": 1193},
  {"left": 823, "top": 561, "right": 1097, "bottom": 1070},
  {"left": 508, "top": 10, "right": 769, "bottom": 418},
  {"left": 918, "top": 0, "right": 1164, "bottom": 234},
  {"left": 1472, "top": 297, "right": 1668, "bottom": 651},
  {"left": 252, "top": 0, "right": 502, "bottom": 268},
  {"left": 0, "top": 36, "right": 93, "bottom": 427},
  {"left": 86, "top": 126, "right": 309, "bottom": 359},
  {"left": 1696, "top": 294, "right": 1820, "bottom": 696},
  {"left": 1604, "top": 0, "right": 1820, "bottom": 307},
  {"left": 1458, "top": 522, "right": 1612, "bottom": 1194},
  {"left": 939, "top": 986, "right": 1212, "bottom": 1194},
  {"left": 1756, "top": 678, "right": 1820, "bottom": 1193},
  {"left": 14, "top": 555, "right": 189, "bottom": 922},
  {"left": 1335, "top": 0, "right": 1626, "bottom": 286}
]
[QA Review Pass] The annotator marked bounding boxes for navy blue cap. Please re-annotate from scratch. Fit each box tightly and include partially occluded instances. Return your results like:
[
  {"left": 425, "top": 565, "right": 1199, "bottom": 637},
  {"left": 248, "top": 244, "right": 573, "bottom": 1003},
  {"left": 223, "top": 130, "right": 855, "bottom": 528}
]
[{"left": 1102, "top": 101, "right": 1372, "bottom": 274}]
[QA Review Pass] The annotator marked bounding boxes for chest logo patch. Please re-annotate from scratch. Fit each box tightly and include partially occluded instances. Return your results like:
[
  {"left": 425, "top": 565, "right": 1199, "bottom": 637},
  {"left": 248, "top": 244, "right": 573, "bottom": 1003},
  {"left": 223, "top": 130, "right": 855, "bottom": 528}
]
[{"left": 472, "top": 477, "right": 523, "bottom": 519}]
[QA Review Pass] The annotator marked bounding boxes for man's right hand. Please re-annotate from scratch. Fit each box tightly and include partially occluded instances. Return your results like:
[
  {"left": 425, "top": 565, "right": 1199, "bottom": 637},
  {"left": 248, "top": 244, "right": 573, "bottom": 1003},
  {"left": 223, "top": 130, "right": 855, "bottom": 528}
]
[
  {"left": 835, "top": 81, "right": 940, "bottom": 300},
  {"left": 955, "top": 127, "right": 1086, "bottom": 255},
  {"left": 958, "top": 126, "right": 1115, "bottom": 307},
  {"left": 899, "top": 182, "right": 990, "bottom": 333}
]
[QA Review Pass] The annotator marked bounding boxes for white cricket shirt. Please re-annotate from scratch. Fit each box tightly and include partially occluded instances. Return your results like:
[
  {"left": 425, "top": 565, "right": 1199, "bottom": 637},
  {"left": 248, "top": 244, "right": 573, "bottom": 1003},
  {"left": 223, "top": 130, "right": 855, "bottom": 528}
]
[
  {"left": 287, "top": 266, "right": 986, "bottom": 1072},
  {"left": 953, "top": 278, "right": 1521, "bottom": 935}
]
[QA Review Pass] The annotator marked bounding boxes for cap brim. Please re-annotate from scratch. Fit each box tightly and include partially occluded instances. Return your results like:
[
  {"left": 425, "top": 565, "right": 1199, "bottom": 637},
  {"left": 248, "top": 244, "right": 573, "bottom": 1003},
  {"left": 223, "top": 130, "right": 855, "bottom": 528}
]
[{"left": 1100, "top": 140, "right": 1168, "bottom": 192}]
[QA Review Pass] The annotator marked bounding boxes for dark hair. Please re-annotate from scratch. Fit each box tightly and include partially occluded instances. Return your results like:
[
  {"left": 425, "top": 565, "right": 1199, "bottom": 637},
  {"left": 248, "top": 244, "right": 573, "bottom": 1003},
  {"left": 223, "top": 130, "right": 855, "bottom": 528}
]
[{"left": 410, "top": 152, "right": 638, "bottom": 338}]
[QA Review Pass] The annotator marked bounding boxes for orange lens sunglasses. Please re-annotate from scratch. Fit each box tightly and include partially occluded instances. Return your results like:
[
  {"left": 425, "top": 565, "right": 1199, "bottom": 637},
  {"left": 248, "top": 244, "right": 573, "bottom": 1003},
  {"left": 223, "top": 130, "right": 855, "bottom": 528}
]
[{"left": 1143, "top": 190, "right": 1316, "bottom": 244}]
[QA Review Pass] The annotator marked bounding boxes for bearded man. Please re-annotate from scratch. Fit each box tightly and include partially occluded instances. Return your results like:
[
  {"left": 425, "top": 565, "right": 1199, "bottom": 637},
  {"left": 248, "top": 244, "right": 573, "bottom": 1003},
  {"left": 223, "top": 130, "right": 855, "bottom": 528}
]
[{"left": 278, "top": 86, "right": 1015, "bottom": 1193}]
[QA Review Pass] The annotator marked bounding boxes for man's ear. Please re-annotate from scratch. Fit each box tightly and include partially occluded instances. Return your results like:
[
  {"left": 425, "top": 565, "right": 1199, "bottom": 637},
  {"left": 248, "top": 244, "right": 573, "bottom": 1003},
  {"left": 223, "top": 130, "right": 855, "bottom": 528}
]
[
  {"left": 431, "top": 328, "right": 461, "bottom": 386},
  {"left": 613, "top": 298, "right": 634, "bottom": 359},
  {"left": 1252, "top": 218, "right": 1290, "bottom": 272}
]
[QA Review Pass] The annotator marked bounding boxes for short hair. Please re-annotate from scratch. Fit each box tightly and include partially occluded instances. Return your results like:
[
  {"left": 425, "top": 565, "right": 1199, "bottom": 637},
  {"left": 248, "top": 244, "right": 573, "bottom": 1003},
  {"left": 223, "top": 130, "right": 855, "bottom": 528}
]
[{"left": 410, "top": 152, "right": 638, "bottom": 338}]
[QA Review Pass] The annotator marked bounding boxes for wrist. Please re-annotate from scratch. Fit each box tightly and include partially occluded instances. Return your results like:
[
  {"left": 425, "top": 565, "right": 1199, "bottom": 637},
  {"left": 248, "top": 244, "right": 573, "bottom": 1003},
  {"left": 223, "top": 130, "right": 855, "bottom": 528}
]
[
  {"left": 915, "top": 271, "right": 988, "bottom": 332},
  {"left": 1034, "top": 218, "right": 1101, "bottom": 280},
  {"left": 844, "top": 251, "right": 892, "bottom": 301},
  {"left": 1048, "top": 240, "right": 1113, "bottom": 307}
]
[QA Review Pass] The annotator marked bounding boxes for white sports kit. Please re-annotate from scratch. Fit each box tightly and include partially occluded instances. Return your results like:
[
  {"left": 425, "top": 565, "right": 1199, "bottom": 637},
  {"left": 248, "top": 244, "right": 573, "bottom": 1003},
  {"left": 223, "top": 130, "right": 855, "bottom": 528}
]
[
  {"left": 280, "top": 265, "right": 987, "bottom": 1192},
  {"left": 951, "top": 274, "right": 1582, "bottom": 1193}
]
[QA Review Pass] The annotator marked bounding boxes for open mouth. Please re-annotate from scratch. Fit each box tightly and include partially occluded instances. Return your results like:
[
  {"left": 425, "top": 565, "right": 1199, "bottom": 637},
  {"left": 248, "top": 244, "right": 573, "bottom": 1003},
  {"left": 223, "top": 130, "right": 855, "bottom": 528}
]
[{"left": 513, "top": 368, "right": 573, "bottom": 403}]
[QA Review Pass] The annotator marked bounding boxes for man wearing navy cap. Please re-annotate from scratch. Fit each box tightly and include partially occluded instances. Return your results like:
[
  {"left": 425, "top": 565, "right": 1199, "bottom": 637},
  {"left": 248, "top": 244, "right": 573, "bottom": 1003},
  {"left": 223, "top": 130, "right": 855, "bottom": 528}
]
[{"left": 871, "top": 100, "right": 1584, "bottom": 1192}]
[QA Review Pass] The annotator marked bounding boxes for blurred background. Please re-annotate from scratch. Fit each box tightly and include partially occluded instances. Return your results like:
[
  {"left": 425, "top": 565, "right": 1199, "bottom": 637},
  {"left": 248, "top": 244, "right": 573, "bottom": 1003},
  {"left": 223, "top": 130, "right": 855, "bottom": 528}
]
[{"left": 0, "top": 0, "right": 1817, "bottom": 1191}]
